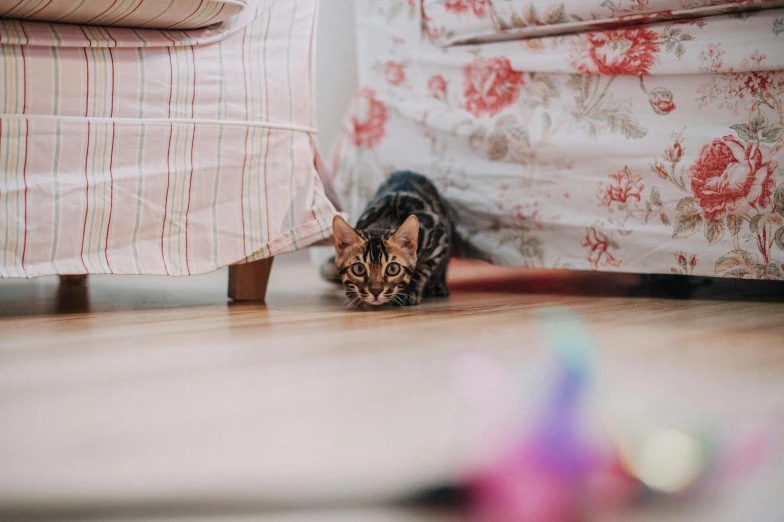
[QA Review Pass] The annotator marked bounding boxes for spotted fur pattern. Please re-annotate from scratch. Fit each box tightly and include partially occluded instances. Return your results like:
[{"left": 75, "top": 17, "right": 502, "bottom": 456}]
[{"left": 329, "top": 171, "right": 454, "bottom": 307}]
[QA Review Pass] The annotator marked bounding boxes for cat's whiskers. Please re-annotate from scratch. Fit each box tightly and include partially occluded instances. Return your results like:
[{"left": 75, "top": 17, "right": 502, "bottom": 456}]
[
  {"left": 388, "top": 291, "right": 411, "bottom": 306},
  {"left": 342, "top": 290, "right": 364, "bottom": 310}
]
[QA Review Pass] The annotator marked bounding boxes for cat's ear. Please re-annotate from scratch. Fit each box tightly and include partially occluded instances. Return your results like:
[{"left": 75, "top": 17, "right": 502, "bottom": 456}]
[
  {"left": 332, "top": 215, "right": 362, "bottom": 256},
  {"left": 390, "top": 215, "right": 419, "bottom": 256}
]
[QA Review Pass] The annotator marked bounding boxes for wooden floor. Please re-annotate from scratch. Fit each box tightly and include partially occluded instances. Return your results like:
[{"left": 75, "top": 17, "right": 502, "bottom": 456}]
[{"left": 1, "top": 252, "right": 784, "bottom": 521}]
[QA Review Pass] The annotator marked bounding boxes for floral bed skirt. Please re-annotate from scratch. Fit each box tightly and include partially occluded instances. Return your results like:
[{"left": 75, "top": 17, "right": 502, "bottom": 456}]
[{"left": 330, "top": 1, "right": 784, "bottom": 280}]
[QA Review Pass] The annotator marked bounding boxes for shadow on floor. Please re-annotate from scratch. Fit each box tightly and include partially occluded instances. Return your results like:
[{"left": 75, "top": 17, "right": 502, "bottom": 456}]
[
  {"left": 2, "top": 259, "right": 783, "bottom": 320},
  {"left": 446, "top": 260, "right": 784, "bottom": 303}
]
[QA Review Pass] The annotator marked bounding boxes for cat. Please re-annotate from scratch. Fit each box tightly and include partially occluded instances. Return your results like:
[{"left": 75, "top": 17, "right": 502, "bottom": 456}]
[{"left": 326, "top": 171, "right": 454, "bottom": 307}]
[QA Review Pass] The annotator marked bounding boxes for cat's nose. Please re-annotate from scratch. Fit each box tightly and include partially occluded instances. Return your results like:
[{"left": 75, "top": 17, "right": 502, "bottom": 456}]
[{"left": 369, "top": 285, "right": 383, "bottom": 297}]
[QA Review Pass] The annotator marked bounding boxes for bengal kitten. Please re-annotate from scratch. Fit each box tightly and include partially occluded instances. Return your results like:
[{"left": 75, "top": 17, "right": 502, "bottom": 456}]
[{"left": 327, "top": 171, "right": 454, "bottom": 307}]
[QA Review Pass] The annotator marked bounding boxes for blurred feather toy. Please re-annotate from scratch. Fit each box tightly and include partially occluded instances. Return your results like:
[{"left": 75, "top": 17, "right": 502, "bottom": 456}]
[
  {"left": 415, "top": 307, "right": 771, "bottom": 522},
  {"left": 448, "top": 308, "right": 635, "bottom": 522}
]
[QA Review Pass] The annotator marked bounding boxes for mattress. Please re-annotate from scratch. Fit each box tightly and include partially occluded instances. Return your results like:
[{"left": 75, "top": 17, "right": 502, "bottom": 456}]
[
  {"left": 331, "top": 3, "right": 784, "bottom": 280},
  {"left": 423, "top": 0, "right": 784, "bottom": 45},
  {"left": 0, "top": 0, "right": 338, "bottom": 278},
  {"left": 0, "top": 0, "right": 246, "bottom": 30}
]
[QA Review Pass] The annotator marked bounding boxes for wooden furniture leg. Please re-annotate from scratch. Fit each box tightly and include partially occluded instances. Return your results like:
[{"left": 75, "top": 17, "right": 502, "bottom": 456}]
[
  {"left": 228, "top": 258, "right": 274, "bottom": 302},
  {"left": 59, "top": 274, "right": 88, "bottom": 286}
]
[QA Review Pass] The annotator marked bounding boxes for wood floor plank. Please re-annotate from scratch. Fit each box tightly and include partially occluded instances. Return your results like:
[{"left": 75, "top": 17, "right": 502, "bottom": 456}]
[{"left": 1, "top": 253, "right": 783, "bottom": 520}]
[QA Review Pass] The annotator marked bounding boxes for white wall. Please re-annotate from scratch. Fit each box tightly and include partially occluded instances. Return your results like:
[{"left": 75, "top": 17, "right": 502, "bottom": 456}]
[
  {"left": 314, "top": 0, "right": 357, "bottom": 156},
  {"left": 312, "top": 0, "right": 357, "bottom": 264}
]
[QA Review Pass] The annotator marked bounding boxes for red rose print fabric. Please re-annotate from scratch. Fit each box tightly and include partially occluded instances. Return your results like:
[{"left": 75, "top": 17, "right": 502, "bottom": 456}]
[
  {"left": 384, "top": 61, "right": 406, "bottom": 86},
  {"left": 429, "top": 75, "right": 448, "bottom": 99},
  {"left": 573, "top": 29, "right": 660, "bottom": 75},
  {"left": 463, "top": 57, "right": 524, "bottom": 117},
  {"left": 648, "top": 88, "right": 677, "bottom": 114},
  {"left": 598, "top": 167, "right": 645, "bottom": 208},
  {"left": 350, "top": 88, "right": 388, "bottom": 148},
  {"left": 444, "top": 0, "right": 490, "bottom": 17},
  {"left": 334, "top": 1, "right": 784, "bottom": 280},
  {"left": 581, "top": 226, "right": 621, "bottom": 269},
  {"left": 689, "top": 136, "right": 777, "bottom": 222},
  {"left": 422, "top": 0, "right": 784, "bottom": 45}
]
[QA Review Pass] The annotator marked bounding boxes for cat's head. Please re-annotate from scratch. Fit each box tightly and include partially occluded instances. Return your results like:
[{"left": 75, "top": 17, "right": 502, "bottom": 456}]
[{"left": 332, "top": 215, "right": 418, "bottom": 306}]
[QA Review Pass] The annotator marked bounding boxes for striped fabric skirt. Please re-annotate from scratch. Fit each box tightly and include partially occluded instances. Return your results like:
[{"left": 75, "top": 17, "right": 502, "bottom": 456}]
[{"left": 0, "top": 0, "right": 339, "bottom": 278}]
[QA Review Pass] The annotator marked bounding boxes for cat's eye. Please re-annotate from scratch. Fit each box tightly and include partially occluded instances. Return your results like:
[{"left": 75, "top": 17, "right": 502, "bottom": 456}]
[
  {"left": 351, "top": 263, "right": 366, "bottom": 276},
  {"left": 386, "top": 263, "right": 401, "bottom": 276}
]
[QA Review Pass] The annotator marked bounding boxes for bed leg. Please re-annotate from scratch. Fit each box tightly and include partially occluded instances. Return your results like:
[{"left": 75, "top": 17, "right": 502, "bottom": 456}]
[
  {"left": 59, "top": 274, "right": 88, "bottom": 286},
  {"left": 228, "top": 258, "right": 274, "bottom": 302}
]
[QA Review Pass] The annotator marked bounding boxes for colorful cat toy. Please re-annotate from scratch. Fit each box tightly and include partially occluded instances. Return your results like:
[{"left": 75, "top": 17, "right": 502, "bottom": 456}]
[{"left": 425, "top": 308, "right": 769, "bottom": 522}]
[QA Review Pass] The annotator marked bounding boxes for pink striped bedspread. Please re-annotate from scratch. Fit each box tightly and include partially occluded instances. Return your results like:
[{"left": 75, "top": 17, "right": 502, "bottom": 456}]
[
  {"left": 0, "top": 0, "right": 339, "bottom": 278},
  {"left": 0, "top": 0, "right": 247, "bottom": 30}
]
